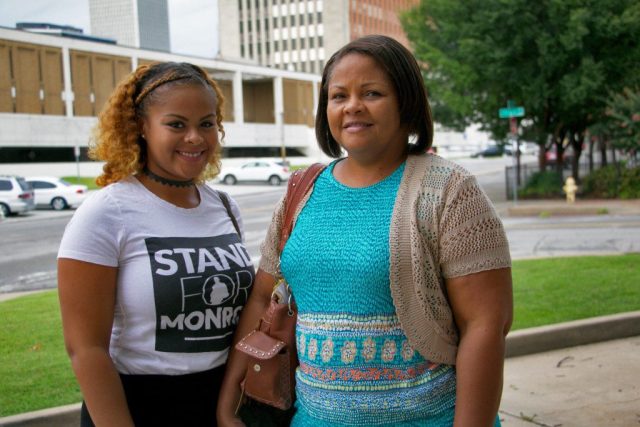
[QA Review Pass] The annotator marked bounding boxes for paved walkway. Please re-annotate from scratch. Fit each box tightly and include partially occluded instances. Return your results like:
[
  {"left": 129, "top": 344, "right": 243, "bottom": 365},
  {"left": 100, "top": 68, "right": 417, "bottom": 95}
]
[{"left": 501, "top": 335, "right": 640, "bottom": 426}]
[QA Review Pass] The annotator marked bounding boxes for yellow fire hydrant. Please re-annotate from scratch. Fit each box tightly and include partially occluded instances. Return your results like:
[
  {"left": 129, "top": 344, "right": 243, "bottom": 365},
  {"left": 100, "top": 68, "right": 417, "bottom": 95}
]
[{"left": 563, "top": 177, "right": 578, "bottom": 203}]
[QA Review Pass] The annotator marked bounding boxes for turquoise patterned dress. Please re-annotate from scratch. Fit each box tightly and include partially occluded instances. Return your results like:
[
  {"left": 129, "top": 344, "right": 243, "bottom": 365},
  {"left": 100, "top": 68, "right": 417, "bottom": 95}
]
[{"left": 281, "top": 161, "right": 489, "bottom": 426}]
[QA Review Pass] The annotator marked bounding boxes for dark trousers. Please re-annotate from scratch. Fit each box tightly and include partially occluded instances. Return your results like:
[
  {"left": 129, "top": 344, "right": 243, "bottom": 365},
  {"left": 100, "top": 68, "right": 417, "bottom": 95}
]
[{"left": 80, "top": 365, "right": 225, "bottom": 427}]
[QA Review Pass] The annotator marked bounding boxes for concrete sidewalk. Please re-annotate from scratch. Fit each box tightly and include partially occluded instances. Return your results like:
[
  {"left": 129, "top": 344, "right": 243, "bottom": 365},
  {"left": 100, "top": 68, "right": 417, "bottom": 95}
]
[{"left": 501, "top": 335, "right": 640, "bottom": 426}]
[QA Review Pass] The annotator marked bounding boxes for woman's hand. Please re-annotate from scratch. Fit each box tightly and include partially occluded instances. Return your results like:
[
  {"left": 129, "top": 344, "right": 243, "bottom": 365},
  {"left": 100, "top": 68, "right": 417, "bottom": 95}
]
[
  {"left": 217, "top": 268, "right": 278, "bottom": 427},
  {"left": 447, "top": 267, "right": 513, "bottom": 427},
  {"left": 58, "top": 258, "right": 135, "bottom": 427}
]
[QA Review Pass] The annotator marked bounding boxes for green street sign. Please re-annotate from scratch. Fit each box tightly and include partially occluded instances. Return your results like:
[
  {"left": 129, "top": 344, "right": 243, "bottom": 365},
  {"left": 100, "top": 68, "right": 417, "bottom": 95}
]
[{"left": 499, "top": 106, "right": 525, "bottom": 118}]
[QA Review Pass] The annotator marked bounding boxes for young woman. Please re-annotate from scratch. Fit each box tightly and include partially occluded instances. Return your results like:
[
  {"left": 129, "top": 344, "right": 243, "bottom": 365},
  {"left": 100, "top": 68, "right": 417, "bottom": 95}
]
[
  {"left": 218, "top": 35, "right": 513, "bottom": 427},
  {"left": 58, "top": 62, "right": 254, "bottom": 426}
]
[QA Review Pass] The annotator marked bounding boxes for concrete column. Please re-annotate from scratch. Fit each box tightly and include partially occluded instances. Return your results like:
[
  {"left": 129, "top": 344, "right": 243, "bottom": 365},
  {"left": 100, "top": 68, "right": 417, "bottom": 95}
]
[
  {"left": 61, "top": 46, "right": 74, "bottom": 117},
  {"left": 312, "top": 80, "right": 319, "bottom": 118},
  {"left": 233, "top": 71, "right": 244, "bottom": 124},
  {"left": 274, "top": 76, "right": 283, "bottom": 127},
  {"left": 274, "top": 76, "right": 286, "bottom": 162}
]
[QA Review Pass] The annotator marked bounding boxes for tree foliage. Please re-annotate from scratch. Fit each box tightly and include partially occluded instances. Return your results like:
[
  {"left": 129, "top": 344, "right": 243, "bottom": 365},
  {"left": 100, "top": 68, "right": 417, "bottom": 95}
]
[
  {"left": 603, "top": 88, "right": 640, "bottom": 153},
  {"left": 402, "top": 0, "right": 640, "bottom": 176}
]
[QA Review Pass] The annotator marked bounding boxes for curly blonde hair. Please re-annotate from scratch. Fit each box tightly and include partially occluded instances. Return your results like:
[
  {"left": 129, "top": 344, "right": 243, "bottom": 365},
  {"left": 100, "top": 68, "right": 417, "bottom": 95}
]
[{"left": 90, "top": 62, "right": 226, "bottom": 187}]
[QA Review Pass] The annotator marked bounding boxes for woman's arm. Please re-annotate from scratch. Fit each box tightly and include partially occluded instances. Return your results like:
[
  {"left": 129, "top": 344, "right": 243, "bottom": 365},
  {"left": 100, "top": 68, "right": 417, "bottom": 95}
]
[
  {"left": 217, "top": 268, "right": 278, "bottom": 427},
  {"left": 447, "top": 267, "right": 513, "bottom": 427},
  {"left": 58, "top": 258, "right": 134, "bottom": 427}
]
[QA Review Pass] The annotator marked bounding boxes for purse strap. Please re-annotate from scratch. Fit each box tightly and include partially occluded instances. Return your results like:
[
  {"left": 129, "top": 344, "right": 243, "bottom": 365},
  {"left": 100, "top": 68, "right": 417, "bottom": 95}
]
[
  {"left": 217, "top": 190, "right": 241, "bottom": 237},
  {"left": 279, "top": 163, "right": 326, "bottom": 254}
]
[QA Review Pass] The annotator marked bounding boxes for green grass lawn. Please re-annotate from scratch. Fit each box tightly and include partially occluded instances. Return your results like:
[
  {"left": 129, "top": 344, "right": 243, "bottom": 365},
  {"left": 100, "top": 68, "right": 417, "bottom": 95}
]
[
  {"left": 0, "top": 291, "right": 80, "bottom": 417},
  {"left": 1, "top": 253, "right": 639, "bottom": 417},
  {"left": 61, "top": 176, "right": 99, "bottom": 190},
  {"left": 511, "top": 254, "right": 640, "bottom": 329}
]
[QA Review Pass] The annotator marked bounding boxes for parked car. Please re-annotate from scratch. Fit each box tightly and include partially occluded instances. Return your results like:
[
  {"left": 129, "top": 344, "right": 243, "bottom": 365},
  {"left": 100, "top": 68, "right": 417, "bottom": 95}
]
[
  {"left": 219, "top": 160, "right": 291, "bottom": 185},
  {"left": 545, "top": 145, "right": 574, "bottom": 168},
  {"left": 504, "top": 142, "right": 540, "bottom": 156},
  {"left": 0, "top": 175, "right": 35, "bottom": 216},
  {"left": 26, "top": 176, "right": 88, "bottom": 210},
  {"left": 471, "top": 144, "right": 504, "bottom": 158}
]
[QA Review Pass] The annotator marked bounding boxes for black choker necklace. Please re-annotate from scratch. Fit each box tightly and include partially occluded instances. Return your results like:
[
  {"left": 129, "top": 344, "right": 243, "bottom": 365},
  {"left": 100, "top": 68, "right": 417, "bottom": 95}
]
[{"left": 143, "top": 167, "right": 194, "bottom": 188}]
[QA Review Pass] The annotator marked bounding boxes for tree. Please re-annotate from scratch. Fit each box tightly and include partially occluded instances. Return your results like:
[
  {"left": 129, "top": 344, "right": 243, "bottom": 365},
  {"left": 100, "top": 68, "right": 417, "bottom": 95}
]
[
  {"left": 403, "top": 0, "right": 640, "bottom": 180},
  {"left": 606, "top": 88, "right": 640, "bottom": 154}
]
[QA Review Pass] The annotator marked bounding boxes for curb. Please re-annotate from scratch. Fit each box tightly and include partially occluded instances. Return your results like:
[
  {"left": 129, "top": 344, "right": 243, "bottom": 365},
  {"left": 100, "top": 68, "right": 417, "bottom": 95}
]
[
  {"left": 505, "top": 310, "right": 640, "bottom": 358},
  {"left": 0, "top": 403, "right": 80, "bottom": 427},
  {"left": 2, "top": 311, "right": 639, "bottom": 427}
]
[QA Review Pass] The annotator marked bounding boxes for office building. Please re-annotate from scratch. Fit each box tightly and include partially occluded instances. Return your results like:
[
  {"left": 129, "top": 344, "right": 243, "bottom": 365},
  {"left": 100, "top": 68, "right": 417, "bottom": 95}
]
[
  {"left": 218, "top": 0, "right": 418, "bottom": 74},
  {"left": 0, "top": 26, "right": 322, "bottom": 176},
  {"left": 89, "top": 0, "right": 171, "bottom": 52}
]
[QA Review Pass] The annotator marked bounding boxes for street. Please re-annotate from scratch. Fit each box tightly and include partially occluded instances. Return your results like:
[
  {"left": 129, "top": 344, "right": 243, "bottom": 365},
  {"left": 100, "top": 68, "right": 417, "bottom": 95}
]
[{"left": 1, "top": 156, "right": 639, "bottom": 295}]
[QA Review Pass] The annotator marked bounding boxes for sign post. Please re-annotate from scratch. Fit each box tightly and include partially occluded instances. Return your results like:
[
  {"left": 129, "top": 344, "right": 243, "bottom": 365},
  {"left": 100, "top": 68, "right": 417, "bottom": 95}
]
[{"left": 499, "top": 100, "right": 525, "bottom": 204}]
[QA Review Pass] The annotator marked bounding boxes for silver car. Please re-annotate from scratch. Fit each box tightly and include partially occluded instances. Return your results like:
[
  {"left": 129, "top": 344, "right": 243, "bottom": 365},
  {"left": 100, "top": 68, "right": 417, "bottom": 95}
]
[{"left": 0, "top": 175, "right": 36, "bottom": 216}]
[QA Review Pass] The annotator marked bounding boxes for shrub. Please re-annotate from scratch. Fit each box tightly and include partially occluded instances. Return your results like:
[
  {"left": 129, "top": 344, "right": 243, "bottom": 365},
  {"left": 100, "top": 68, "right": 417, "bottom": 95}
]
[
  {"left": 581, "top": 165, "right": 621, "bottom": 198},
  {"left": 619, "top": 166, "right": 640, "bottom": 199},
  {"left": 518, "top": 171, "right": 564, "bottom": 199},
  {"left": 581, "top": 164, "right": 640, "bottom": 199}
]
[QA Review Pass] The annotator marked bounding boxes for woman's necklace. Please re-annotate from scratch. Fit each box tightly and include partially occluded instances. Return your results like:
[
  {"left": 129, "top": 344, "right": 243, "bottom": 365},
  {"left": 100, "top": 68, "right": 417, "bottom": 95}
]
[{"left": 143, "top": 166, "right": 194, "bottom": 188}]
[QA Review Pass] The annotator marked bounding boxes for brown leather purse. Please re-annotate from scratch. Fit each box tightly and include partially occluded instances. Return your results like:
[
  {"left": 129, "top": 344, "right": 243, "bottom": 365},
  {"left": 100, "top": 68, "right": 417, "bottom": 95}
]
[{"left": 235, "top": 163, "right": 325, "bottom": 410}]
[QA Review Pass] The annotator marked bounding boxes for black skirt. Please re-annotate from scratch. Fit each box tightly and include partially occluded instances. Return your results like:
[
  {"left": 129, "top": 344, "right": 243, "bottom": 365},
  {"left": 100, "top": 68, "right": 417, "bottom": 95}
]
[{"left": 80, "top": 364, "right": 225, "bottom": 427}]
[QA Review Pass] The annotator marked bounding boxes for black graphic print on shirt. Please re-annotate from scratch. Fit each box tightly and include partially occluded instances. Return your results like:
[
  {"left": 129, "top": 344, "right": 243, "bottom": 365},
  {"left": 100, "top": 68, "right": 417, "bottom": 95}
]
[{"left": 145, "top": 235, "right": 254, "bottom": 353}]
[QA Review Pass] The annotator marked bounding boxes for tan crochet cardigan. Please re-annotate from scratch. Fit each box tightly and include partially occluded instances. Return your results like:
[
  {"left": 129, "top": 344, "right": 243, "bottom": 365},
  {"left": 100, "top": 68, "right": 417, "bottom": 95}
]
[{"left": 259, "top": 153, "right": 512, "bottom": 365}]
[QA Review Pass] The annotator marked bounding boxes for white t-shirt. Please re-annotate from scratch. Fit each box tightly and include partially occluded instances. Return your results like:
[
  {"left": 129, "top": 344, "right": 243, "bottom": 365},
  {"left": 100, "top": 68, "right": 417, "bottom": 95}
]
[{"left": 58, "top": 176, "right": 254, "bottom": 375}]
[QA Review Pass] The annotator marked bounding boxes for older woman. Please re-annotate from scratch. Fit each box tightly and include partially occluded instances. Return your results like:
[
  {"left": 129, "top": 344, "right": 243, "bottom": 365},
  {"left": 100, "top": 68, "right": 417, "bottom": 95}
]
[{"left": 218, "top": 35, "right": 512, "bottom": 427}]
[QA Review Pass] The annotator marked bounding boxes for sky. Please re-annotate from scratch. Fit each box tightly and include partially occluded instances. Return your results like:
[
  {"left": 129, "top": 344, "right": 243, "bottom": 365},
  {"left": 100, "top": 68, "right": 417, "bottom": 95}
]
[{"left": 0, "top": 0, "right": 219, "bottom": 58}]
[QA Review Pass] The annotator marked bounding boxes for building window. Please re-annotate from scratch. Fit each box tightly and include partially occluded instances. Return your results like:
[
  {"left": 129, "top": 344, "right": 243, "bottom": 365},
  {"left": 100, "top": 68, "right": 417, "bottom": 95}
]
[
  {"left": 290, "top": 15, "right": 295, "bottom": 25},
  {"left": 309, "top": 37, "right": 314, "bottom": 48},
  {"left": 319, "top": 37, "right": 323, "bottom": 47},
  {"left": 274, "top": 41, "right": 279, "bottom": 52},
  {"left": 292, "top": 39, "right": 297, "bottom": 49},
  {"left": 273, "top": 17, "right": 278, "bottom": 28},
  {"left": 300, "top": 38, "right": 305, "bottom": 48},
  {"left": 317, "top": 12, "right": 322, "bottom": 23}
]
